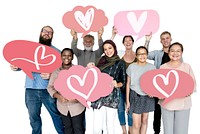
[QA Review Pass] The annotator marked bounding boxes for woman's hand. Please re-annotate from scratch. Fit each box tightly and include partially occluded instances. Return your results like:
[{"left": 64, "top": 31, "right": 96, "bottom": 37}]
[
  {"left": 56, "top": 94, "right": 67, "bottom": 103},
  {"left": 110, "top": 26, "right": 118, "bottom": 40},
  {"left": 87, "top": 62, "right": 95, "bottom": 68},
  {"left": 148, "top": 95, "right": 154, "bottom": 98},
  {"left": 126, "top": 101, "right": 130, "bottom": 113},
  {"left": 145, "top": 32, "right": 152, "bottom": 41},
  {"left": 111, "top": 80, "right": 117, "bottom": 88},
  {"left": 186, "top": 93, "right": 192, "bottom": 97}
]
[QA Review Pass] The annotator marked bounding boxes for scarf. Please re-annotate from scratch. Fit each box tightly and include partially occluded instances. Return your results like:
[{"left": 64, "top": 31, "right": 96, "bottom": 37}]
[{"left": 97, "top": 55, "right": 120, "bottom": 71}]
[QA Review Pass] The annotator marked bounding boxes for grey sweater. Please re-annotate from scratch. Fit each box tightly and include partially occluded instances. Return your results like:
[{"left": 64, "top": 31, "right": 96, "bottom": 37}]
[{"left": 71, "top": 39, "right": 104, "bottom": 67}]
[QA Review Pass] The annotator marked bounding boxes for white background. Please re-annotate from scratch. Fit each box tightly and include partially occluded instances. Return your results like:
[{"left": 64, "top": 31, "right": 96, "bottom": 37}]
[{"left": 0, "top": 0, "right": 199, "bottom": 133}]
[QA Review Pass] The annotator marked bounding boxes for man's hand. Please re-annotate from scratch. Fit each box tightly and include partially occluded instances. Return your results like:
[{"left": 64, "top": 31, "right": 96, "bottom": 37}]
[
  {"left": 98, "top": 27, "right": 104, "bottom": 39},
  {"left": 70, "top": 29, "right": 77, "bottom": 40},
  {"left": 10, "top": 64, "right": 19, "bottom": 71},
  {"left": 40, "top": 73, "right": 50, "bottom": 80}
]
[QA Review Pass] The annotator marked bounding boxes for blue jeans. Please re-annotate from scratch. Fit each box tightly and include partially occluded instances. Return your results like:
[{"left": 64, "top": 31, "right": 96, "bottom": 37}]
[
  {"left": 117, "top": 90, "right": 132, "bottom": 126},
  {"left": 25, "top": 88, "right": 64, "bottom": 134}
]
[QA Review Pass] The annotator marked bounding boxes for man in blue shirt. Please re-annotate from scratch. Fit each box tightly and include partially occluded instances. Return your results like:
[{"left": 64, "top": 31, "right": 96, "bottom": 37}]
[{"left": 10, "top": 26, "right": 64, "bottom": 134}]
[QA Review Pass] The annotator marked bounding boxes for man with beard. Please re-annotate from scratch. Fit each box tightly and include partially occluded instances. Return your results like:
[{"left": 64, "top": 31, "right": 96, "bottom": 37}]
[
  {"left": 70, "top": 28, "right": 104, "bottom": 134},
  {"left": 70, "top": 28, "right": 104, "bottom": 67},
  {"left": 70, "top": 28, "right": 117, "bottom": 134},
  {"left": 10, "top": 26, "right": 64, "bottom": 134}
]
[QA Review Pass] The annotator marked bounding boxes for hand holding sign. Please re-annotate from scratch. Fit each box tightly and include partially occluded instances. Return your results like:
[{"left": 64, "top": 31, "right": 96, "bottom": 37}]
[
  {"left": 3, "top": 40, "right": 62, "bottom": 79},
  {"left": 62, "top": 5, "right": 108, "bottom": 37},
  {"left": 54, "top": 65, "right": 113, "bottom": 108},
  {"left": 140, "top": 69, "right": 195, "bottom": 105}
]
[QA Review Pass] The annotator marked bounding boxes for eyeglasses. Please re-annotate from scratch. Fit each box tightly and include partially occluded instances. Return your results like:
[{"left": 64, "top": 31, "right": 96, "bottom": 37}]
[
  {"left": 41, "top": 29, "right": 53, "bottom": 35},
  {"left": 137, "top": 53, "right": 147, "bottom": 56}
]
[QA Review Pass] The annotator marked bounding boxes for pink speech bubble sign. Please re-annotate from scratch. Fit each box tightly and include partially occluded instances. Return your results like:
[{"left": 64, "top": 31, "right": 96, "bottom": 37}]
[
  {"left": 3, "top": 40, "right": 62, "bottom": 79},
  {"left": 62, "top": 5, "right": 108, "bottom": 37},
  {"left": 54, "top": 65, "right": 113, "bottom": 108},
  {"left": 140, "top": 69, "right": 195, "bottom": 105},
  {"left": 114, "top": 10, "right": 159, "bottom": 41}
]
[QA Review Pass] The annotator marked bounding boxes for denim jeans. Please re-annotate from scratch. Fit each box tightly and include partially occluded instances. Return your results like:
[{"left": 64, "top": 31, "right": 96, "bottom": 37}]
[
  {"left": 25, "top": 88, "right": 64, "bottom": 134},
  {"left": 117, "top": 90, "right": 132, "bottom": 126}
]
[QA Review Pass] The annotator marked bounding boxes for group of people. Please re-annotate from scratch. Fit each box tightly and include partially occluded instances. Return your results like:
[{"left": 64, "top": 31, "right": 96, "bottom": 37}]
[{"left": 10, "top": 25, "right": 196, "bottom": 134}]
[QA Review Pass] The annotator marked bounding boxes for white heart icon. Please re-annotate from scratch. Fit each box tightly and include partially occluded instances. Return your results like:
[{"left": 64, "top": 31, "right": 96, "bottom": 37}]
[
  {"left": 153, "top": 70, "right": 179, "bottom": 98},
  {"left": 127, "top": 11, "right": 147, "bottom": 33},
  {"left": 67, "top": 68, "right": 98, "bottom": 99},
  {"left": 74, "top": 8, "right": 94, "bottom": 31},
  {"left": 11, "top": 45, "right": 56, "bottom": 70}
]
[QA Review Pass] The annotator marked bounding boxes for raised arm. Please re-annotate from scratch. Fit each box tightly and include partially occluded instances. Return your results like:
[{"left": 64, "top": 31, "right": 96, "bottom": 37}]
[
  {"left": 95, "top": 27, "right": 104, "bottom": 56},
  {"left": 98, "top": 27, "right": 104, "bottom": 48},
  {"left": 70, "top": 29, "right": 81, "bottom": 56},
  {"left": 98, "top": 27, "right": 104, "bottom": 40},
  {"left": 110, "top": 26, "right": 117, "bottom": 40},
  {"left": 144, "top": 32, "right": 152, "bottom": 50}
]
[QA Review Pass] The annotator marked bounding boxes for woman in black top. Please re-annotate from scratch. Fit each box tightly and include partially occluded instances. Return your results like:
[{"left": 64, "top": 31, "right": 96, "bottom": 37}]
[{"left": 89, "top": 40, "right": 126, "bottom": 134}]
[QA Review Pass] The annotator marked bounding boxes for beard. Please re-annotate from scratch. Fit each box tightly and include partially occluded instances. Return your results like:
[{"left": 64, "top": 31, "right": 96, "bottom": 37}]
[
  {"left": 84, "top": 46, "right": 93, "bottom": 51},
  {"left": 39, "top": 35, "right": 52, "bottom": 46}
]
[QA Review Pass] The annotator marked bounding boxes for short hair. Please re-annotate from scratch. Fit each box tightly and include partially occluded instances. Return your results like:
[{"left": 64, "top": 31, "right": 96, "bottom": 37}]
[
  {"left": 61, "top": 48, "right": 74, "bottom": 58},
  {"left": 136, "top": 46, "right": 148, "bottom": 55},
  {"left": 169, "top": 42, "right": 184, "bottom": 52},
  {"left": 160, "top": 31, "right": 171, "bottom": 38},
  {"left": 122, "top": 35, "right": 134, "bottom": 44},
  {"left": 83, "top": 34, "right": 95, "bottom": 41},
  {"left": 41, "top": 25, "right": 54, "bottom": 33}
]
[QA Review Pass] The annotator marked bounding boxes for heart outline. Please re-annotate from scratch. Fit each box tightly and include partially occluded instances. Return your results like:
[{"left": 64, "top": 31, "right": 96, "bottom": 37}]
[
  {"left": 127, "top": 11, "right": 147, "bottom": 33},
  {"left": 34, "top": 45, "right": 56, "bottom": 70},
  {"left": 67, "top": 68, "right": 98, "bottom": 99},
  {"left": 153, "top": 70, "right": 179, "bottom": 98},
  {"left": 11, "top": 45, "right": 56, "bottom": 70},
  {"left": 74, "top": 8, "right": 94, "bottom": 31}
]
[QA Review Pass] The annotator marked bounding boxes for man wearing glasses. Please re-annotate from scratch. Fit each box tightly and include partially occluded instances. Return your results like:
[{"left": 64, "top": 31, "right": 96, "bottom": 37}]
[{"left": 10, "top": 26, "right": 64, "bottom": 134}]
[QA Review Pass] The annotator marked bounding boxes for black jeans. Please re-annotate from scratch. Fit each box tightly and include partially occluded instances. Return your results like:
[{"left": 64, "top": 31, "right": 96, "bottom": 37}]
[
  {"left": 61, "top": 110, "right": 85, "bottom": 134},
  {"left": 153, "top": 97, "right": 161, "bottom": 133}
]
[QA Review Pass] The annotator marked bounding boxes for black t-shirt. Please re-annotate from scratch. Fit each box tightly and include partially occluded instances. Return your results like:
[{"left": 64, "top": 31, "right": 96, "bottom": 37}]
[{"left": 161, "top": 52, "right": 170, "bottom": 65}]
